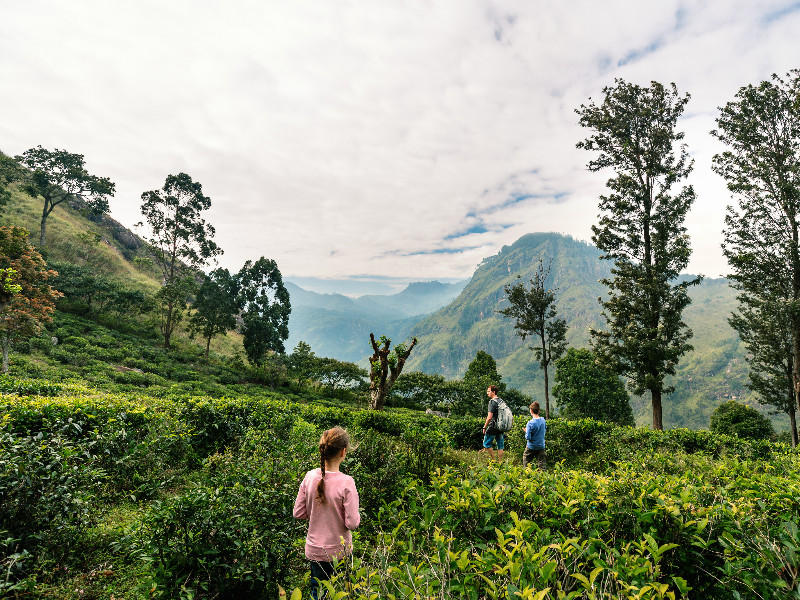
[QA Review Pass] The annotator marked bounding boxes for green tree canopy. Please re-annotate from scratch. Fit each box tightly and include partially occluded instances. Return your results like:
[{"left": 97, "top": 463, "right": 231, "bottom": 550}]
[
  {"left": 498, "top": 260, "right": 568, "bottom": 418},
  {"left": 17, "top": 146, "right": 115, "bottom": 247},
  {"left": 712, "top": 70, "right": 800, "bottom": 441},
  {"left": 237, "top": 257, "right": 291, "bottom": 366},
  {"left": 139, "top": 173, "right": 222, "bottom": 348},
  {"left": 577, "top": 79, "right": 702, "bottom": 430},
  {"left": 189, "top": 268, "right": 241, "bottom": 359},
  {"left": 729, "top": 293, "right": 797, "bottom": 445},
  {"left": 457, "top": 350, "right": 505, "bottom": 416},
  {"left": 552, "top": 348, "right": 635, "bottom": 426},
  {"left": 709, "top": 400, "right": 775, "bottom": 441}
]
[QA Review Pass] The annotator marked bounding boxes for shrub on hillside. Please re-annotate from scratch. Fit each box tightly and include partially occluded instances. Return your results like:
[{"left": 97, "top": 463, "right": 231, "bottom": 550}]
[
  {"left": 135, "top": 425, "right": 315, "bottom": 599},
  {"left": 710, "top": 400, "right": 775, "bottom": 441}
]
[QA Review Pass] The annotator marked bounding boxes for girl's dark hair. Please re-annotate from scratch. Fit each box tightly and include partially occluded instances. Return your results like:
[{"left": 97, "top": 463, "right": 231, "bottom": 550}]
[{"left": 316, "top": 427, "right": 351, "bottom": 505}]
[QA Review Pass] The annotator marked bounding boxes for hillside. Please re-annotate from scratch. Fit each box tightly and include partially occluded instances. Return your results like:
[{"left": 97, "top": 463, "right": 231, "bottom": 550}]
[
  {"left": 405, "top": 232, "right": 758, "bottom": 430},
  {"left": 0, "top": 179, "right": 772, "bottom": 431}
]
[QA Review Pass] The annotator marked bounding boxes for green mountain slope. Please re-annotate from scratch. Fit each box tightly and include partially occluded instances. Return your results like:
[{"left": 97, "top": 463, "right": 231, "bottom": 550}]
[{"left": 405, "top": 232, "right": 764, "bottom": 430}]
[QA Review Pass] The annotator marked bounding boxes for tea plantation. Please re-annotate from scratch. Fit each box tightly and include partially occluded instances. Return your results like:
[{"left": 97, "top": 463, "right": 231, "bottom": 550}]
[{"left": 1, "top": 313, "right": 799, "bottom": 599}]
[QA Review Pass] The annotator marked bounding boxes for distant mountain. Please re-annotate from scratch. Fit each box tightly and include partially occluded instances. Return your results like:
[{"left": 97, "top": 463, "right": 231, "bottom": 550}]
[
  {"left": 285, "top": 279, "right": 467, "bottom": 363},
  {"left": 402, "top": 232, "right": 760, "bottom": 430}
]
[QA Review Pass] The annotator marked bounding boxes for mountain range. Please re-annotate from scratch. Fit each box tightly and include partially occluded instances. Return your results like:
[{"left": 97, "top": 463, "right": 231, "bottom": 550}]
[{"left": 289, "top": 232, "right": 761, "bottom": 430}]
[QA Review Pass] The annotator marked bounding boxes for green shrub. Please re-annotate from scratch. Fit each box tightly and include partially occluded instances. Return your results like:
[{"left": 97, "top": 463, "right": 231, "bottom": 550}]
[
  {"left": 64, "top": 336, "right": 89, "bottom": 349},
  {"left": 0, "top": 428, "right": 105, "bottom": 588},
  {"left": 136, "top": 425, "right": 315, "bottom": 599},
  {"left": 710, "top": 400, "right": 775, "bottom": 441}
]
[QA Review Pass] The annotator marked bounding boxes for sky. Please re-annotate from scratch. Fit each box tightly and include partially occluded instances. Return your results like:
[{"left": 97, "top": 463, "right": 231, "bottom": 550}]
[{"left": 1, "top": 1, "right": 799, "bottom": 296}]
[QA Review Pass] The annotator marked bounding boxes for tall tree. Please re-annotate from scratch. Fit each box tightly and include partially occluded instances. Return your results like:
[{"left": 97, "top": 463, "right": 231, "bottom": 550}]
[
  {"left": 0, "top": 226, "right": 61, "bottom": 372},
  {"left": 577, "top": 79, "right": 702, "bottom": 430},
  {"left": 237, "top": 257, "right": 291, "bottom": 366},
  {"left": 17, "top": 146, "right": 115, "bottom": 247},
  {"left": 139, "top": 173, "right": 221, "bottom": 349},
  {"left": 188, "top": 268, "right": 241, "bottom": 359},
  {"left": 728, "top": 294, "right": 797, "bottom": 445},
  {"left": 368, "top": 333, "right": 417, "bottom": 411},
  {"left": 552, "top": 348, "right": 635, "bottom": 426},
  {"left": 498, "top": 261, "right": 568, "bottom": 418},
  {"left": 711, "top": 70, "right": 800, "bottom": 438}
]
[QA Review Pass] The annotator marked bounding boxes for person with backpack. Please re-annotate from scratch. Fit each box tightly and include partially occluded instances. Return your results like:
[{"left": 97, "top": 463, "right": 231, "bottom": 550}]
[
  {"left": 293, "top": 427, "right": 360, "bottom": 600},
  {"left": 482, "top": 385, "right": 512, "bottom": 461},
  {"left": 523, "top": 401, "right": 546, "bottom": 470}
]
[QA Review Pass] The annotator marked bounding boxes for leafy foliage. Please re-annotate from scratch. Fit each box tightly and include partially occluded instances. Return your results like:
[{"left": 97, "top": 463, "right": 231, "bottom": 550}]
[
  {"left": 710, "top": 400, "right": 775, "bottom": 440},
  {"left": 577, "top": 79, "right": 702, "bottom": 430},
  {"left": 712, "top": 69, "right": 800, "bottom": 445},
  {"left": 17, "top": 146, "right": 115, "bottom": 248},
  {"left": 139, "top": 172, "right": 222, "bottom": 348},
  {"left": 0, "top": 226, "right": 62, "bottom": 372},
  {"left": 553, "top": 347, "right": 635, "bottom": 426},
  {"left": 237, "top": 257, "right": 291, "bottom": 365},
  {"left": 188, "top": 268, "right": 240, "bottom": 359},
  {"left": 499, "top": 260, "right": 568, "bottom": 418}
]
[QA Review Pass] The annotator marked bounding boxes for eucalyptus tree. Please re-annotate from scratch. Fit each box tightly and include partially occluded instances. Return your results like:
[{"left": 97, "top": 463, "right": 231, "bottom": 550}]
[
  {"left": 188, "top": 268, "right": 241, "bottom": 360},
  {"left": 17, "top": 146, "right": 115, "bottom": 247},
  {"left": 576, "top": 79, "right": 702, "bottom": 430},
  {"left": 712, "top": 70, "right": 800, "bottom": 433},
  {"left": 237, "top": 257, "right": 291, "bottom": 366},
  {"left": 498, "top": 260, "right": 568, "bottom": 418},
  {"left": 139, "top": 173, "right": 222, "bottom": 349}
]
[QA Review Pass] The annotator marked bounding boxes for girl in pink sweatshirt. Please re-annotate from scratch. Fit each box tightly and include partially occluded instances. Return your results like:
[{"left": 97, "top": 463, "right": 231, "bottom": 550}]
[{"left": 293, "top": 427, "right": 360, "bottom": 600}]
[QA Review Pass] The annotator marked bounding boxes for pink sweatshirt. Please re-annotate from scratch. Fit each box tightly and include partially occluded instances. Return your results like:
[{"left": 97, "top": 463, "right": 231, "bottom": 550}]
[{"left": 293, "top": 468, "right": 361, "bottom": 561}]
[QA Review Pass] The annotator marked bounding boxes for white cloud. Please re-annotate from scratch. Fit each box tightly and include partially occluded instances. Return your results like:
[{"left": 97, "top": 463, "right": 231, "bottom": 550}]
[{"left": 1, "top": 0, "right": 798, "bottom": 291}]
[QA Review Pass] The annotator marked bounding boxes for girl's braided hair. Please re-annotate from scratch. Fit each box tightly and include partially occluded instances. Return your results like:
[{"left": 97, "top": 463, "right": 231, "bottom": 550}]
[{"left": 316, "top": 427, "right": 351, "bottom": 505}]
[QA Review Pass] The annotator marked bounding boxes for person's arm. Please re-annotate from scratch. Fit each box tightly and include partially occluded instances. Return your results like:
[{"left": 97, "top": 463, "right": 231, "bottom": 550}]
[
  {"left": 482, "top": 402, "right": 495, "bottom": 433},
  {"left": 343, "top": 482, "right": 361, "bottom": 530},
  {"left": 293, "top": 475, "right": 309, "bottom": 520}
]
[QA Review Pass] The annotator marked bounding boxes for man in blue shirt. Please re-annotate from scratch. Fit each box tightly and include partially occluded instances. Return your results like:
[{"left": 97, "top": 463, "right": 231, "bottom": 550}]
[{"left": 523, "top": 401, "right": 546, "bottom": 470}]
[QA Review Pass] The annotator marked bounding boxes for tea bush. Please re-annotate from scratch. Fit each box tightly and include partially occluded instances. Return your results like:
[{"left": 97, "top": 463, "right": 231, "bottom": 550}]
[{"left": 134, "top": 423, "right": 317, "bottom": 599}]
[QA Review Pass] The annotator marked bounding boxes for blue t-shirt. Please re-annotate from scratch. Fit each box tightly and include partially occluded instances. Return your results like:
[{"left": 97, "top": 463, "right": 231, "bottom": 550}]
[{"left": 525, "top": 416, "right": 546, "bottom": 450}]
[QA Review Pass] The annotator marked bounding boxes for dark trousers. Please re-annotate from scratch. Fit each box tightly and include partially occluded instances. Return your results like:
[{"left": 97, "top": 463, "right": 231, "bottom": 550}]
[
  {"left": 523, "top": 447, "right": 546, "bottom": 470},
  {"left": 310, "top": 560, "right": 336, "bottom": 600}
]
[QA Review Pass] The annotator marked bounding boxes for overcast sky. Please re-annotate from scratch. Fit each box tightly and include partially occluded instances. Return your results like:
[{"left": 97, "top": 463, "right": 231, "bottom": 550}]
[{"left": 2, "top": 1, "right": 798, "bottom": 295}]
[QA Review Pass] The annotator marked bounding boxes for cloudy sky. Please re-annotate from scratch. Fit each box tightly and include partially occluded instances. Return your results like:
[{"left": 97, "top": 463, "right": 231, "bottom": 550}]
[{"left": 1, "top": 1, "right": 798, "bottom": 295}]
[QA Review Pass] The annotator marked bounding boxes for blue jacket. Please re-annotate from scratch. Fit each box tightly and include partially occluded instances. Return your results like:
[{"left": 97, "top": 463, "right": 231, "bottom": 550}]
[{"left": 525, "top": 416, "right": 546, "bottom": 450}]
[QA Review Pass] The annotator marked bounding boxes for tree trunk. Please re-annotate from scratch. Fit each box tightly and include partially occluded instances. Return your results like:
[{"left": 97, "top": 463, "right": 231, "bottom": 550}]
[
  {"left": 788, "top": 397, "right": 798, "bottom": 448},
  {"left": 163, "top": 300, "right": 174, "bottom": 349},
  {"left": 2, "top": 337, "right": 9, "bottom": 374},
  {"left": 543, "top": 364, "right": 551, "bottom": 419},
  {"left": 205, "top": 336, "right": 211, "bottom": 360},
  {"left": 651, "top": 388, "right": 663, "bottom": 430},
  {"left": 369, "top": 387, "right": 387, "bottom": 411},
  {"left": 39, "top": 200, "right": 49, "bottom": 248}
]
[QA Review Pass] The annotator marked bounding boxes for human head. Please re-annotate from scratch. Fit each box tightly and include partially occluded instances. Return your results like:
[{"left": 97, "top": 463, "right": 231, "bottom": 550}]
[
  {"left": 487, "top": 385, "right": 499, "bottom": 397},
  {"left": 316, "top": 427, "right": 351, "bottom": 504},
  {"left": 530, "top": 401, "right": 540, "bottom": 415}
]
